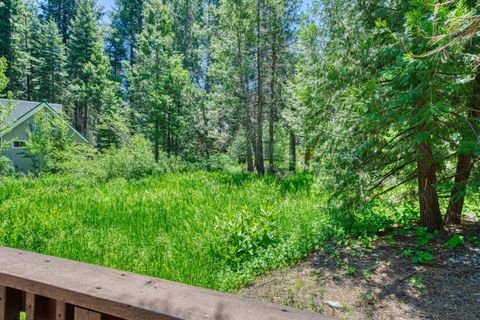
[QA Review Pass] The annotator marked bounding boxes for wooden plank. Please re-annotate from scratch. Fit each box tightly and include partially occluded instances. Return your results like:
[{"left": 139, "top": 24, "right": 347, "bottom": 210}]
[
  {"left": 0, "top": 247, "right": 333, "bottom": 320},
  {"left": 26, "top": 292, "right": 35, "bottom": 320},
  {"left": 74, "top": 307, "right": 101, "bottom": 320},
  {"left": 0, "top": 286, "right": 5, "bottom": 320},
  {"left": 55, "top": 301, "right": 67, "bottom": 320}
]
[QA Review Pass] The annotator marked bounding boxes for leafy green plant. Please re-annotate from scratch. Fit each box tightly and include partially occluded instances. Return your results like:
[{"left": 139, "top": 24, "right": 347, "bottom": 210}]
[
  {"left": 468, "top": 236, "right": 480, "bottom": 246},
  {"left": 343, "top": 264, "right": 356, "bottom": 276},
  {"left": 366, "top": 291, "right": 375, "bottom": 302},
  {"left": 444, "top": 235, "right": 465, "bottom": 250},
  {"left": 386, "top": 234, "right": 397, "bottom": 245},
  {"left": 362, "top": 269, "right": 373, "bottom": 281},
  {"left": 213, "top": 207, "right": 277, "bottom": 270},
  {"left": 0, "top": 156, "right": 15, "bottom": 177},
  {"left": 415, "top": 227, "right": 434, "bottom": 246},
  {"left": 410, "top": 275, "right": 425, "bottom": 289},
  {"left": 411, "top": 251, "right": 433, "bottom": 264}
]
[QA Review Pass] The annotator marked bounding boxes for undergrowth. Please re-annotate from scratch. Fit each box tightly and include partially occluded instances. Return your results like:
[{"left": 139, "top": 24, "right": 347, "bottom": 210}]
[{"left": 0, "top": 172, "right": 413, "bottom": 291}]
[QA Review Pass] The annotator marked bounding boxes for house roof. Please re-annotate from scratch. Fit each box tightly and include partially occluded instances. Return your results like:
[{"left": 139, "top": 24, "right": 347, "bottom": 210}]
[
  {"left": 0, "top": 99, "right": 62, "bottom": 127},
  {"left": 0, "top": 99, "right": 88, "bottom": 143}
]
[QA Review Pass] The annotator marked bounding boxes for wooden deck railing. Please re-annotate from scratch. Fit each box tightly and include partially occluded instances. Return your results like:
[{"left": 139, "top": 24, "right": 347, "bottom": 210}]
[{"left": 0, "top": 247, "right": 333, "bottom": 320}]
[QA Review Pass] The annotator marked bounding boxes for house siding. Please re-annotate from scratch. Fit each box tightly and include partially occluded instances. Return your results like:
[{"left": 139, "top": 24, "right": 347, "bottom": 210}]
[
  {"left": 2, "top": 119, "right": 34, "bottom": 172},
  {"left": 1, "top": 110, "right": 87, "bottom": 172}
]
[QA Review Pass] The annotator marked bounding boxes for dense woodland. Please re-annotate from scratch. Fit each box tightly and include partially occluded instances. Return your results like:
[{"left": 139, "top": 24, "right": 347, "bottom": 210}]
[{"left": 0, "top": 0, "right": 479, "bottom": 233}]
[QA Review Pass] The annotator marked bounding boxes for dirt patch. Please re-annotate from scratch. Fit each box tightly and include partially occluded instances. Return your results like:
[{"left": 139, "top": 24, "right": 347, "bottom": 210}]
[{"left": 241, "top": 222, "right": 480, "bottom": 320}]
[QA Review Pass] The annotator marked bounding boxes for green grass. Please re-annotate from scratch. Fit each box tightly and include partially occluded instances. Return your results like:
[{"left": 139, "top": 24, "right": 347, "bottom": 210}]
[{"left": 0, "top": 171, "right": 397, "bottom": 291}]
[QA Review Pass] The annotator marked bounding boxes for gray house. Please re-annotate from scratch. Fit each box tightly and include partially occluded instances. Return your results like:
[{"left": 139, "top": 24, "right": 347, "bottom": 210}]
[{"left": 0, "top": 99, "right": 88, "bottom": 172}]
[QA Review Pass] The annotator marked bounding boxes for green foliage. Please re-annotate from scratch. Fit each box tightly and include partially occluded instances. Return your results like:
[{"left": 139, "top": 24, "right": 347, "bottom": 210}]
[
  {"left": 411, "top": 251, "right": 433, "bottom": 264},
  {"left": 410, "top": 275, "right": 425, "bottom": 289},
  {"left": 343, "top": 264, "right": 356, "bottom": 276},
  {"left": 0, "top": 156, "right": 14, "bottom": 177},
  {"left": 415, "top": 227, "right": 434, "bottom": 246},
  {"left": 468, "top": 236, "right": 480, "bottom": 246},
  {"left": 24, "top": 110, "right": 74, "bottom": 174},
  {"left": 0, "top": 57, "right": 7, "bottom": 93},
  {"left": 67, "top": 0, "right": 122, "bottom": 139},
  {"left": 0, "top": 171, "right": 408, "bottom": 291},
  {"left": 32, "top": 18, "right": 66, "bottom": 103},
  {"left": 444, "top": 235, "right": 465, "bottom": 250},
  {"left": 101, "top": 134, "right": 156, "bottom": 180},
  {"left": 128, "top": 0, "right": 192, "bottom": 158},
  {"left": 212, "top": 207, "right": 277, "bottom": 270}
]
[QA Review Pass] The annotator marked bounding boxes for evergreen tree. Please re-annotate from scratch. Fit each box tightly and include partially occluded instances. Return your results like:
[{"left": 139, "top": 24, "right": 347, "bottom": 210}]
[
  {"left": 40, "top": 0, "right": 78, "bottom": 42},
  {"left": 128, "top": 0, "right": 191, "bottom": 161},
  {"left": 0, "top": 57, "right": 13, "bottom": 136},
  {"left": 67, "top": 0, "right": 117, "bottom": 140},
  {"left": 32, "top": 18, "right": 67, "bottom": 103},
  {"left": 110, "top": 0, "right": 144, "bottom": 64},
  {"left": 2, "top": 0, "right": 35, "bottom": 99}
]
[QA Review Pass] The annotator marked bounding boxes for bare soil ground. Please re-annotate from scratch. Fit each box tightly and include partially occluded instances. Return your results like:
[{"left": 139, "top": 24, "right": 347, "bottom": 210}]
[{"left": 241, "top": 222, "right": 480, "bottom": 320}]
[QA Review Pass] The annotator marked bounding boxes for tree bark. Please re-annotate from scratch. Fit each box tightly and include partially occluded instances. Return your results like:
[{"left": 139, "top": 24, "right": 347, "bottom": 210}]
[
  {"left": 289, "top": 130, "right": 296, "bottom": 173},
  {"left": 154, "top": 116, "right": 160, "bottom": 163},
  {"left": 304, "top": 147, "right": 311, "bottom": 172},
  {"left": 416, "top": 125, "right": 443, "bottom": 231},
  {"left": 445, "top": 71, "right": 480, "bottom": 224},
  {"left": 267, "top": 15, "right": 277, "bottom": 173},
  {"left": 255, "top": 0, "right": 265, "bottom": 175}
]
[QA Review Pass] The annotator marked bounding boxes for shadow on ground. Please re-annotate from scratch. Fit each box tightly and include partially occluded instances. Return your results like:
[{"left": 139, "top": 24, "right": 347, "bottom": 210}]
[{"left": 241, "top": 222, "right": 480, "bottom": 320}]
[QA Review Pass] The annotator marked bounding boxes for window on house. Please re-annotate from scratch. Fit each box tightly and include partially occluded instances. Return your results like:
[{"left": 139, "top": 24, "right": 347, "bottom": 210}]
[{"left": 12, "top": 141, "right": 26, "bottom": 148}]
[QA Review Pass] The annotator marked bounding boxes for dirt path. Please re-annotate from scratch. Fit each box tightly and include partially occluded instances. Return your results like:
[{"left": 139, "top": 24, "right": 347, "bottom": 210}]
[{"left": 241, "top": 223, "right": 480, "bottom": 320}]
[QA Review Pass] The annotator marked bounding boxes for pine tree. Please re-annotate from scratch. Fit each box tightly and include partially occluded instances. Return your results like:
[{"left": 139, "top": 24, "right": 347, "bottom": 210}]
[
  {"left": 32, "top": 19, "right": 66, "bottom": 103},
  {"left": 2, "top": 0, "right": 35, "bottom": 99},
  {"left": 110, "top": 0, "right": 144, "bottom": 64},
  {"left": 0, "top": 57, "right": 13, "bottom": 135},
  {"left": 67, "top": 0, "right": 120, "bottom": 141},
  {"left": 128, "top": 0, "right": 191, "bottom": 161},
  {"left": 40, "top": 0, "right": 78, "bottom": 42}
]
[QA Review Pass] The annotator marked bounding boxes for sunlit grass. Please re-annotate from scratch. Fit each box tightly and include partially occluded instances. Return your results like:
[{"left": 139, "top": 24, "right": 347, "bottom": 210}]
[{"left": 0, "top": 171, "right": 396, "bottom": 290}]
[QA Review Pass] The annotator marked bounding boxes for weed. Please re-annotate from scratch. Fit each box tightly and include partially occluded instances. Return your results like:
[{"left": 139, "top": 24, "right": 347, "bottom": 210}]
[
  {"left": 444, "top": 235, "right": 465, "bottom": 250},
  {"left": 411, "top": 251, "right": 433, "bottom": 264},
  {"left": 410, "top": 275, "right": 425, "bottom": 289},
  {"left": 385, "top": 234, "right": 397, "bottom": 245},
  {"left": 343, "top": 264, "right": 357, "bottom": 276},
  {"left": 468, "top": 236, "right": 480, "bottom": 246},
  {"left": 366, "top": 291, "right": 375, "bottom": 303},
  {"left": 362, "top": 269, "right": 373, "bottom": 281}
]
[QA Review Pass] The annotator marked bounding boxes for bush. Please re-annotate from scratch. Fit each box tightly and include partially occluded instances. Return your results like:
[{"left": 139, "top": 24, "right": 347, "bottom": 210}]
[
  {"left": 54, "top": 144, "right": 102, "bottom": 179},
  {"left": 212, "top": 207, "right": 277, "bottom": 270},
  {"left": 0, "top": 156, "right": 14, "bottom": 177},
  {"left": 101, "top": 134, "right": 156, "bottom": 180}
]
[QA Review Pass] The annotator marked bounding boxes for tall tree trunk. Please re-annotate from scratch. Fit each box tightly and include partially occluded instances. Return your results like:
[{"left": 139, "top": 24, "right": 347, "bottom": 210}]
[
  {"left": 247, "top": 131, "right": 254, "bottom": 172},
  {"left": 154, "top": 116, "right": 160, "bottom": 163},
  {"left": 248, "top": 102, "right": 257, "bottom": 172},
  {"left": 289, "top": 129, "right": 296, "bottom": 173},
  {"left": 255, "top": 0, "right": 265, "bottom": 175},
  {"left": 234, "top": 14, "right": 254, "bottom": 172},
  {"left": 304, "top": 147, "right": 311, "bottom": 172},
  {"left": 267, "top": 19, "right": 277, "bottom": 173},
  {"left": 24, "top": 14, "right": 31, "bottom": 100},
  {"left": 445, "top": 71, "right": 480, "bottom": 224},
  {"left": 83, "top": 104, "right": 88, "bottom": 137},
  {"left": 416, "top": 124, "right": 443, "bottom": 231}
]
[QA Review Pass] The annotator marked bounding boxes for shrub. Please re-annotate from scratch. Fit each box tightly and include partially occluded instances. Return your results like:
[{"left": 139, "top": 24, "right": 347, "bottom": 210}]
[
  {"left": 101, "top": 134, "right": 156, "bottom": 180},
  {"left": 0, "top": 156, "right": 14, "bottom": 177},
  {"left": 212, "top": 207, "right": 277, "bottom": 270},
  {"left": 54, "top": 144, "right": 102, "bottom": 179},
  {"left": 445, "top": 235, "right": 465, "bottom": 250}
]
